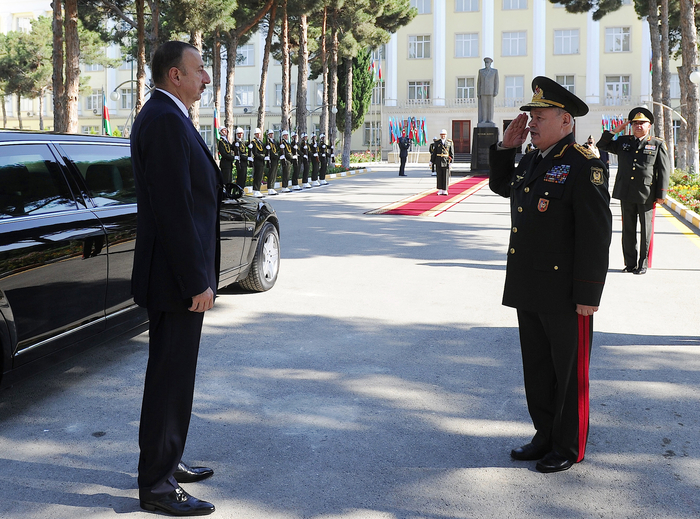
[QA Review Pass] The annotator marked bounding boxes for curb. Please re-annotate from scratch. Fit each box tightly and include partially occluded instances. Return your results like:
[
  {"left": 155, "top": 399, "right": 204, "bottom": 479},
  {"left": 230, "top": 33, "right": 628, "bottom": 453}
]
[
  {"left": 243, "top": 167, "right": 372, "bottom": 195},
  {"left": 664, "top": 196, "right": 700, "bottom": 231}
]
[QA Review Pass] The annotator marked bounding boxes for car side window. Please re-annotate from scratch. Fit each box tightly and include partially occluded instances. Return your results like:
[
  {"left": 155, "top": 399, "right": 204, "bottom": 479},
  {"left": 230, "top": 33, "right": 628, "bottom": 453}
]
[
  {"left": 0, "top": 144, "right": 77, "bottom": 219},
  {"left": 61, "top": 144, "right": 136, "bottom": 207}
]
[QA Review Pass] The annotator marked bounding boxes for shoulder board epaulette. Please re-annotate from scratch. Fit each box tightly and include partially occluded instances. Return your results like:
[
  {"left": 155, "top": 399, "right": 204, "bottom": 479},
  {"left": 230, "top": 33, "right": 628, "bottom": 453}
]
[
  {"left": 554, "top": 143, "right": 571, "bottom": 159},
  {"left": 573, "top": 143, "right": 597, "bottom": 159}
]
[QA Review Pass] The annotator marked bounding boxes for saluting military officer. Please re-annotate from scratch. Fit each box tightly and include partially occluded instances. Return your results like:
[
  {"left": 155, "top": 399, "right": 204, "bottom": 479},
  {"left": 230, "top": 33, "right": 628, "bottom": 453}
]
[
  {"left": 249, "top": 127, "right": 266, "bottom": 197},
  {"left": 233, "top": 127, "right": 248, "bottom": 189},
  {"left": 433, "top": 129, "right": 454, "bottom": 195},
  {"left": 597, "top": 107, "right": 671, "bottom": 275},
  {"left": 279, "top": 130, "right": 293, "bottom": 193},
  {"left": 489, "top": 76, "right": 612, "bottom": 473},
  {"left": 217, "top": 127, "right": 235, "bottom": 185}
]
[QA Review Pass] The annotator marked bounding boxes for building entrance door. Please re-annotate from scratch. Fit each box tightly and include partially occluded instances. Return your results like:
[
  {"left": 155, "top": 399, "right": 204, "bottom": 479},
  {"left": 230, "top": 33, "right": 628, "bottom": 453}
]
[{"left": 451, "top": 120, "right": 471, "bottom": 153}]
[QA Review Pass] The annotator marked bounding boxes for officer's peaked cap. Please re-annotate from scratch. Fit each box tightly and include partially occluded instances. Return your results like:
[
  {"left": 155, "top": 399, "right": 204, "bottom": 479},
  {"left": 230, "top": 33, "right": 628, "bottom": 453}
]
[
  {"left": 629, "top": 107, "right": 654, "bottom": 124},
  {"left": 520, "top": 76, "right": 589, "bottom": 117}
]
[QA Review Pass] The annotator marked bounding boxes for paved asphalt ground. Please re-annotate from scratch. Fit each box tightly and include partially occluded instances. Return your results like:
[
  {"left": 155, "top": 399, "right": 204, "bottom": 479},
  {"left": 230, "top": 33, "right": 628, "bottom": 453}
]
[{"left": 0, "top": 162, "right": 699, "bottom": 518}]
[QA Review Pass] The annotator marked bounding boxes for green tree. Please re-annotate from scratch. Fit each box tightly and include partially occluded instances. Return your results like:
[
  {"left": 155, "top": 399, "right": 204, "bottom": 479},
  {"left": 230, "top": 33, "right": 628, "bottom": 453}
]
[{"left": 335, "top": 49, "right": 373, "bottom": 135}]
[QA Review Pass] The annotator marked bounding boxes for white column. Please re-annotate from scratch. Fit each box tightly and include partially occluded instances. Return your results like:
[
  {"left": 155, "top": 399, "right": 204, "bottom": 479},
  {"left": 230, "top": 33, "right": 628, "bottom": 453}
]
[
  {"left": 532, "top": 0, "right": 546, "bottom": 77},
  {"left": 433, "top": 0, "right": 446, "bottom": 106},
  {"left": 482, "top": 0, "right": 494, "bottom": 60},
  {"left": 640, "top": 17, "right": 652, "bottom": 102},
  {"left": 586, "top": 11, "right": 600, "bottom": 105},
  {"left": 386, "top": 33, "right": 398, "bottom": 107}
]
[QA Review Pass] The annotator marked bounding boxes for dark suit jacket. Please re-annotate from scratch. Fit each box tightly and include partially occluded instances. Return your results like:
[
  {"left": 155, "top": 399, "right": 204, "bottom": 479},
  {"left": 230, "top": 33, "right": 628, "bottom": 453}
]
[
  {"left": 218, "top": 137, "right": 235, "bottom": 184},
  {"left": 489, "top": 133, "right": 612, "bottom": 313},
  {"left": 597, "top": 131, "right": 670, "bottom": 204},
  {"left": 131, "top": 90, "right": 221, "bottom": 312},
  {"left": 398, "top": 136, "right": 411, "bottom": 158}
]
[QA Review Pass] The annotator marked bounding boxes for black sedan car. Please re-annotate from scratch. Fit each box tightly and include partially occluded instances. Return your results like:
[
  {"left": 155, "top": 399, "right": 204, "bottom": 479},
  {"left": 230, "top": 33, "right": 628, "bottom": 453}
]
[{"left": 0, "top": 130, "right": 279, "bottom": 388}]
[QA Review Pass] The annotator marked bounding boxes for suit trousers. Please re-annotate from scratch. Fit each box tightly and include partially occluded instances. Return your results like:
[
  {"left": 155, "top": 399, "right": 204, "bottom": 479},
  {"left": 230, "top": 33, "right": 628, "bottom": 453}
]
[
  {"left": 516, "top": 309, "right": 593, "bottom": 463},
  {"left": 252, "top": 159, "right": 265, "bottom": 191},
  {"left": 138, "top": 308, "right": 205, "bottom": 501},
  {"left": 399, "top": 156, "right": 407, "bottom": 175},
  {"left": 620, "top": 199, "right": 654, "bottom": 269},
  {"left": 436, "top": 163, "right": 450, "bottom": 190}
]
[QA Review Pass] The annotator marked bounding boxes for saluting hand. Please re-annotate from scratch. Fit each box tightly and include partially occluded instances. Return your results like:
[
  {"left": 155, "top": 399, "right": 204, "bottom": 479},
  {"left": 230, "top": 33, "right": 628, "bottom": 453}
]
[
  {"left": 612, "top": 120, "right": 629, "bottom": 134},
  {"left": 189, "top": 287, "right": 214, "bottom": 312},
  {"left": 503, "top": 113, "right": 530, "bottom": 148}
]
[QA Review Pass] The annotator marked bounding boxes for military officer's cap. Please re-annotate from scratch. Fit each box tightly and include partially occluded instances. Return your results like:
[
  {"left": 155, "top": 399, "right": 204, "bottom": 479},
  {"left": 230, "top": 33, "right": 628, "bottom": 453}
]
[
  {"left": 440, "top": 129, "right": 447, "bottom": 134},
  {"left": 628, "top": 106, "right": 654, "bottom": 125},
  {"left": 235, "top": 127, "right": 244, "bottom": 134},
  {"left": 320, "top": 133, "right": 325, "bottom": 138},
  {"left": 254, "top": 127, "right": 262, "bottom": 134},
  {"left": 291, "top": 131, "right": 297, "bottom": 137},
  {"left": 520, "top": 76, "right": 589, "bottom": 117},
  {"left": 267, "top": 129, "right": 274, "bottom": 134},
  {"left": 281, "top": 130, "right": 289, "bottom": 136},
  {"left": 301, "top": 132, "right": 307, "bottom": 138}
]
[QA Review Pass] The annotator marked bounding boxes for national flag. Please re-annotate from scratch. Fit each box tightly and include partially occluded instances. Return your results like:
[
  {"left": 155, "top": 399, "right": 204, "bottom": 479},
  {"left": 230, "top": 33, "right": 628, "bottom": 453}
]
[
  {"left": 213, "top": 108, "right": 221, "bottom": 141},
  {"left": 102, "top": 93, "right": 112, "bottom": 136}
]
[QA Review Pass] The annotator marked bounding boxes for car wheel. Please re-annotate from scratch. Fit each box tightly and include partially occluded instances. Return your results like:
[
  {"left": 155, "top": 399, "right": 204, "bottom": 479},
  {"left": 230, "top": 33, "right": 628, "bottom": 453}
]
[{"left": 238, "top": 222, "right": 280, "bottom": 292}]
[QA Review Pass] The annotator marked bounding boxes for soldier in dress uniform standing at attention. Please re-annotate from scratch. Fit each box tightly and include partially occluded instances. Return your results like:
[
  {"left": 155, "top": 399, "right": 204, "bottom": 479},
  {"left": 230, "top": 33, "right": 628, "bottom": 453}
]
[
  {"left": 300, "top": 133, "right": 311, "bottom": 188},
  {"left": 279, "top": 130, "right": 293, "bottom": 193},
  {"left": 432, "top": 129, "right": 454, "bottom": 195},
  {"left": 597, "top": 107, "right": 670, "bottom": 275},
  {"left": 265, "top": 129, "right": 280, "bottom": 196},
  {"left": 429, "top": 137, "right": 438, "bottom": 176},
  {"left": 319, "top": 133, "right": 330, "bottom": 185},
  {"left": 489, "top": 76, "right": 612, "bottom": 473},
  {"left": 217, "top": 127, "right": 235, "bottom": 185},
  {"left": 290, "top": 131, "right": 302, "bottom": 190},
  {"left": 249, "top": 128, "right": 266, "bottom": 197},
  {"left": 309, "top": 134, "right": 320, "bottom": 186},
  {"left": 233, "top": 127, "right": 248, "bottom": 189}
]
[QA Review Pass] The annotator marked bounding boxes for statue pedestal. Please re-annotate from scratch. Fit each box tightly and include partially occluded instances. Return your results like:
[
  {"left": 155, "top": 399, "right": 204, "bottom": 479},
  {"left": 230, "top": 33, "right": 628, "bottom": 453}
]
[{"left": 470, "top": 126, "right": 500, "bottom": 173}]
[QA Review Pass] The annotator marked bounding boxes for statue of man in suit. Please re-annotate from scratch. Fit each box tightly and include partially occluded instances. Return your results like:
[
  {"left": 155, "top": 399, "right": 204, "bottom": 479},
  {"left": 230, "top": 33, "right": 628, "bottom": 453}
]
[{"left": 477, "top": 57, "right": 499, "bottom": 127}]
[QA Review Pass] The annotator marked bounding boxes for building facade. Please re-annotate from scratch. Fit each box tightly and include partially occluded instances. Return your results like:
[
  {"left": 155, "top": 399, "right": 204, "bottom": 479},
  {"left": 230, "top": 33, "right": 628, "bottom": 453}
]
[{"left": 0, "top": 0, "right": 684, "bottom": 158}]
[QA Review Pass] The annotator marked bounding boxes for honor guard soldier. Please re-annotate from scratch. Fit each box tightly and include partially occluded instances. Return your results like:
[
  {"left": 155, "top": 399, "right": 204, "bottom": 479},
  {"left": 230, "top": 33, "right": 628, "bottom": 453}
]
[
  {"left": 217, "top": 127, "right": 235, "bottom": 185},
  {"left": 328, "top": 139, "right": 335, "bottom": 168},
  {"left": 429, "top": 137, "right": 438, "bottom": 175},
  {"left": 319, "top": 133, "right": 330, "bottom": 185},
  {"left": 291, "top": 131, "right": 302, "bottom": 190},
  {"left": 489, "top": 76, "right": 612, "bottom": 473},
  {"left": 309, "top": 134, "right": 320, "bottom": 186},
  {"left": 233, "top": 127, "right": 248, "bottom": 189},
  {"left": 279, "top": 130, "right": 293, "bottom": 192},
  {"left": 249, "top": 128, "right": 266, "bottom": 197},
  {"left": 265, "top": 129, "right": 280, "bottom": 195},
  {"left": 597, "top": 107, "right": 671, "bottom": 275},
  {"left": 300, "top": 133, "right": 311, "bottom": 188},
  {"left": 433, "top": 129, "right": 454, "bottom": 195}
]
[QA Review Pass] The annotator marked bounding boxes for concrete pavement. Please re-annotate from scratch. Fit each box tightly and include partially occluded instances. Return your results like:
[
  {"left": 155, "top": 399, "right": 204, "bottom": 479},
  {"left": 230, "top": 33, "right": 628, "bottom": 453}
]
[{"left": 0, "top": 161, "right": 698, "bottom": 518}]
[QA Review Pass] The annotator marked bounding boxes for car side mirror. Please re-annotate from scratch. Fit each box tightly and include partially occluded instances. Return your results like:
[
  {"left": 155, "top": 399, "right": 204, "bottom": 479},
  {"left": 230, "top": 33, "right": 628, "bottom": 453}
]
[{"left": 224, "top": 183, "right": 243, "bottom": 200}]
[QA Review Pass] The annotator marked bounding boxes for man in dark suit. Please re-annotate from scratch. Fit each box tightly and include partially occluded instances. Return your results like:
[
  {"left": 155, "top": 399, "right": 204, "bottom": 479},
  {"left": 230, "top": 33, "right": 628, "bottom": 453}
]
[
  {"left": 217, "top": 127, "right": 235, "bottom": 185},
  {"left": 433, "top": 129, "right": 454, "bottom": 195},
  {"left": 397, "top": 129, "right": 411, "bottom": 176},
  {"left": 130, "top": 41, "right": 219, "bottom": 516},
  {"left": 489, "top": 77, "right": 612, "bottom": 473},
  {"left": 597, "top": 107, "right": 670, "bottom": 275}
]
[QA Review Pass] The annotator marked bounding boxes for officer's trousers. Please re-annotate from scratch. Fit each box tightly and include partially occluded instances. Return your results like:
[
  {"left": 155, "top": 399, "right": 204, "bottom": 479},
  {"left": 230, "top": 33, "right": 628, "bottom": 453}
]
[
  {"left": 620, "top": 199, "right": 654, "bottom": 270},
  {"left": 436, "top": 163, "right": 450, "bottom": 190}
]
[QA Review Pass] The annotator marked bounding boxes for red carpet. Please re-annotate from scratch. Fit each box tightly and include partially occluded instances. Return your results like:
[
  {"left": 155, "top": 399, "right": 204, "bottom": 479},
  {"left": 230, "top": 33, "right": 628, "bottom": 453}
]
[{"left": 367, "top": 175, "right": 489, "bottom": 217}]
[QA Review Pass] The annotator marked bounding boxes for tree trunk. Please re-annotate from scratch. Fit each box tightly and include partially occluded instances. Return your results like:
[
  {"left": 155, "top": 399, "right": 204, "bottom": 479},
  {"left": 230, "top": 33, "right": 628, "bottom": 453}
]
[
  {"left": 257, "top": 4, "right": 277, "bottom": 131},
  {"left": 280, "top": 0, "right": 290, "bottom": 132},
  {"left": 679, "top": 0, "right": 699, "bottom": 175},
  {"left": 189, "top": 31, "right": 203, "bottom": 129},
  {"left": 660, "top": 0, "right": 673, "bottom": 168},
  {"left": 224, "top": 32, "right": 238, "bottom": 132},
  {"left": 342, "top": 58, "right": 352, "bottom": 168},
  {"left": 296, "top": 14, "right": 309, "bottom": 135},
  {"left": 648, "top": 2, "right": 662, "bottom": 138},
  {"left": 677, "top": 65, "right": 688, "bottom": 171},
  {"left": 52, "top": 0, "right": 66, "bottom": 132},
  {"left": 320, "top": 7, "right": 328, "bottom": 137},
  {"left": 147, "top": 0, "right": 160, "bottom": 65},
  {"left": 16, "top": 95, "right": 23, "bottom": 130},
  {"left": 64, "top": 0, "right": 80, "bottom": 133},
  {"left": 135, "top": 0, "right": 146, "bottom": 118},
  {"left": 328, "top": 26, "right": 339, "bottom": 149}
]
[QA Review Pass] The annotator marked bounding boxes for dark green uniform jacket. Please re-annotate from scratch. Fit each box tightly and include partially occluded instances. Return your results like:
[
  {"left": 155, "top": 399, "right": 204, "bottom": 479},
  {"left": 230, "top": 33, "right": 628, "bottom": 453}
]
[
  {"left": 489, "top": 133, "right": 612, "bottom": 313},
  {"left": 597, "top": 131, "right": 670, "bottom": 204}
]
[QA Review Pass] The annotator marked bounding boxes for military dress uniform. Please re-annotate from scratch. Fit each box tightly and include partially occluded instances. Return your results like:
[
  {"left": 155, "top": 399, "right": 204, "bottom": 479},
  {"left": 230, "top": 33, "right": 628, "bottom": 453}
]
[
  {"left": 319, "top": 134, "right": 329, "bottom": 184},
  {"left": 490, "top": 76, "right": 612, "bottom": 470},
  {"left": 433, "top": 136, "right": 454, "bottom": 192},
  {"left": 265, "top": 132, "right": 280, "bottom": 195},
  {"left": 279, "top": 134, "right": 293, "bottom": 192},
  {"left": 290, "top": 134, "right": 302, "bottom": 190},
  {"left": 249, "top": 133, "right": 266, "bottom": 194},
  {"left": 217, "top": 134, "right": 235, "bottom": 185},
  {"left": 310, "top": 137, "right": 320, "bottom": 185},
  {"left": 300, "top": 135, "right": 311, "bottom": 188},
  {"left": 429, "top": 138, "right": 438, "bottom": 175},
  {"left": 233, "top": 131, "right": 248, "bottom": 188},
  {"left": 597, "top": 108, "right": 670, "bottom": 272}
]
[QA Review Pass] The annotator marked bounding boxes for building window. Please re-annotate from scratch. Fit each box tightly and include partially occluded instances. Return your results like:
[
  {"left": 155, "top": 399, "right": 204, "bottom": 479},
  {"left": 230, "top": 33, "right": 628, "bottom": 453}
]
[
  {"left": 315, "top": 83, "right": 324, "bottom": 106},
  {"left": 84, "top": 63, "right": 103, "bottom": 72},
  {"left": 372, "top": 45, "right": 386, "bottom": 61},
  {"left": 503, "top": 0, "right": 526, "bottom": 9},
  {"left": 235, "top": 85, "right": 255, "bottom": 106},
  {"left": 16, "top": 17, "right": 32, "bottom": 33},
  {"left": 120, "top": 60, "right": 134, "bottom": 70},
  {"left": 409, "top": 35, "right": 431, "bottom": 59},
  {"left": 121, "top": 89, "right": 134, "bottom": 110},
  {"left": 199, "top": 125, "right": 212, "bottom": 147},
  {"left": 372, "top": 82, "right": 385, "bottom": 105},
  {"left": 86, "top": 89, "right": 102, "bottom": 112},
  {"left": 200, "top": 87, "right": 213, "bottom": 107},
  {"left": 408, "top": 81, "right": 431, "bottom": 102},
  {"left": 554, "top": 29, "right": 579, "bottom": 55},
  {"left": 455, "top": 0, "right": 478, "bottom": 12},
  {"left": 364, "top": 122, "right": 381, "bottom": 146},
  {"left": 410, "top": 0, "right": 431, "bottom": 14},
  {"left": 671, "top": 74, "right": 681, "bottom": 98},
  {"left": 504, "top": 76, "right": 524, "bottom": 107},
  {"left": 502, "top": 31, "right": 526, "bottom": 57},
  {"left": 555, "top": 75, "right": 575, "bottom": 93},
  {"left": 275, "top": 83, "right": 296, "bottom": 106},
  {"left": 456, "top": 77, "right": 476, "bottom": 101},
  {"left": 237, "top": 44, "right": 254, "bottom": 66},
  {"left": 604, "top": 75, "right": 631, "bottom": 105},
  {"left": 81, "top": 126, "right": 100, "bottom": 135},
  {"left": 605, "top": 27, "right": 631, "bottom": 53},
  {"left": 455, "top": 33, "right": 479, "bottom": 58}
]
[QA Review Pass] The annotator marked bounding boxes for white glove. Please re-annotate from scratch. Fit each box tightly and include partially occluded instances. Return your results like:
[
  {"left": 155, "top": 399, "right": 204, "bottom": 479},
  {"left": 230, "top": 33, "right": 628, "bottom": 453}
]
[
  {"left": 280, "top": 155, "right": 286, "bottom": 161},
  {"left": 234, "top": 142, "right": 239, "bottom": 147},
  {"left": 266, "top": 145, "right": 271, "bottom": 150},
  {"left": 265, "top": 156, "right": 270, "bottom": 161},
  {"left": 248, "top": 143, "right": 253, "bottom": 149},
  {"left": 293, "top": 155, "right": 298, "bottom": 160},
  {"left": 304, "top": 155, "right": 308, "bottom": 159},
  {"left": 314, "top": 153, "right": 318, "bottom": 157},
  {"left": 248, "top": 157, "right": 253, "bottom": 162},
  {"left": 234, "top": 156, "right": 240, "bottom": 160}
]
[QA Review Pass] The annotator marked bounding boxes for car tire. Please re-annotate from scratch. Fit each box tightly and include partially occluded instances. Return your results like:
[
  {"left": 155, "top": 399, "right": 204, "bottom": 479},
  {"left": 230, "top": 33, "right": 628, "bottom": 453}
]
[{"left": 238, "top": 222, "right": 280, "bottom": 292}]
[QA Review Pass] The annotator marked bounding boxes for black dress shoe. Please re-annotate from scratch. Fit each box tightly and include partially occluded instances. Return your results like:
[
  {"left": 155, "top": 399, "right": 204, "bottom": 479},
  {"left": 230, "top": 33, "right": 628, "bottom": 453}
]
[
  {"left": 173, "top": 462, "right": 214, "bottom": 483},
  {"left": 634, "top": 266, "right": 647, "bottom": 275},
  {"left": 536, "top": 450, "right": 574, "bottom": 473},
  {"left": 510, "top": 442, "right": 550, "bottom": 461},
  {"left": 140, "top": 486, "right": 215, "bottom": 516},
  {"left": 622, "top": 266, "right": 636, "bottom": 273}
]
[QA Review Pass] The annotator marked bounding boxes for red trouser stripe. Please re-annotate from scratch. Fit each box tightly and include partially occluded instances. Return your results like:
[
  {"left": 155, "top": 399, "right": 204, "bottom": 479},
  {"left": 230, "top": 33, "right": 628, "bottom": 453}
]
[{"left": 577, "top": 314, "right": 591, "bottom": 462}]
